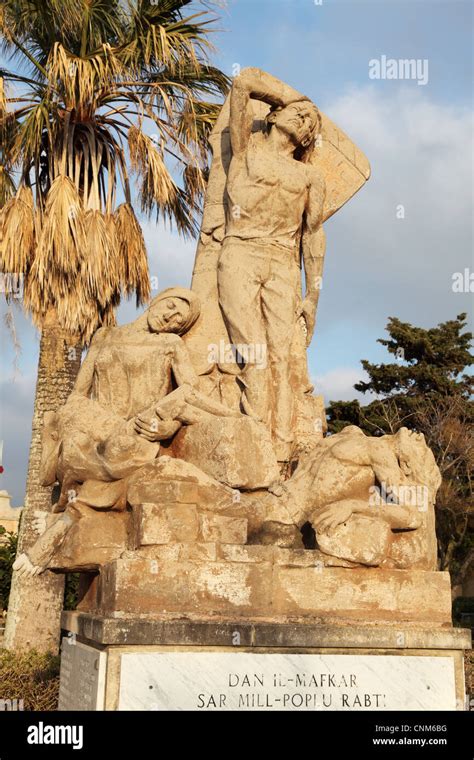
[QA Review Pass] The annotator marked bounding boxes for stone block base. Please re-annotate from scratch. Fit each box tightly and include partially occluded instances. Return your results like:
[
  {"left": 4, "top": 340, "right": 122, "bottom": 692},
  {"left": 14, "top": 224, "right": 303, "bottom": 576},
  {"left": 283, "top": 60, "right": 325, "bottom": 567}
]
[
  {"left": 49, "top": 506, "right": 131, "bottom": 572},
  {"left": 59, "top": 612, "right": 471, "bottom": 711},
  {"left": 76, "top": 546, "right": 453, "bottom": 625},
  {"left": 135, "top": 504, "right": 247, "bottom": 546},
  {"left": 168, "top": 417, "right": 279, "bottom": 489}
]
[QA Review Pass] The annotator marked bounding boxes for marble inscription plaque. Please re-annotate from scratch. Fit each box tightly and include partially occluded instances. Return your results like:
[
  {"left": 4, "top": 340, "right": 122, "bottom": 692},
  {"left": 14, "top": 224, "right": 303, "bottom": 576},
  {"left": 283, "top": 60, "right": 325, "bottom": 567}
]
[{"left": 118, "top": 652, "right": 457, "bottom": 711}]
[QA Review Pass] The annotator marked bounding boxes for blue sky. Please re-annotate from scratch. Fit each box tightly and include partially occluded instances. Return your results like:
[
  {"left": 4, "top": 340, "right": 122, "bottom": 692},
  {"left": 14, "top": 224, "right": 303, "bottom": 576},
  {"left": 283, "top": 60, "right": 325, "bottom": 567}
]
[{"left": 1, "top": 0, "right": 473, "bottom": 504}]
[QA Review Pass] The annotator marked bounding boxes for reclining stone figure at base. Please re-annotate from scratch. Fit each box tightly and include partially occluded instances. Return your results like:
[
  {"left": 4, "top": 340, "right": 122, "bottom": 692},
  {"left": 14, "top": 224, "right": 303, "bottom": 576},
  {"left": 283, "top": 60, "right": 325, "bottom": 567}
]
[{"left": 246, "top": 425, "right": 441, "bottom": 569}]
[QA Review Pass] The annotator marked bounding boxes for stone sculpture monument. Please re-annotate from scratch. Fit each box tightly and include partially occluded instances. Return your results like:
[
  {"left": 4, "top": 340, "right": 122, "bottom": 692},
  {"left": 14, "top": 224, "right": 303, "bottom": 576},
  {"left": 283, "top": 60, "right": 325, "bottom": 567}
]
[{"left": 14, "top": 69, "right": 470, "bottom": 712}]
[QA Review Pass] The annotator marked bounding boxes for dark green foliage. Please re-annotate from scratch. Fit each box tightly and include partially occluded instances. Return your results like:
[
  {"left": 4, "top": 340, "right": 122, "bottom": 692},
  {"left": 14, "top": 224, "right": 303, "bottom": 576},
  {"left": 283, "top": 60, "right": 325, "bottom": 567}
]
[
  {"left": 0, "top": 527, "right": 17, "bottom": 611},
  {"left": 64, "top": 573, "right": 79, "bottom": 611},
  {"left": 452, "top": 596, "right": 474, "bottom": 630},
  {"left": 326, "top": 313, "right": 473, "bottom": 579},
  {"left": 356, "top": 313, "right": 473, "bottom": 398}
]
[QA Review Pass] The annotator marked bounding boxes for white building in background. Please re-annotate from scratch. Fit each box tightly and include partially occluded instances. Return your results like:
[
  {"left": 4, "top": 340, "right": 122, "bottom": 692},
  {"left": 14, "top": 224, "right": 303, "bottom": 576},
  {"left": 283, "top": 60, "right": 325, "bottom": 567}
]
[{"left": 0, "top": 490, "right": 22, "bottom": 536}]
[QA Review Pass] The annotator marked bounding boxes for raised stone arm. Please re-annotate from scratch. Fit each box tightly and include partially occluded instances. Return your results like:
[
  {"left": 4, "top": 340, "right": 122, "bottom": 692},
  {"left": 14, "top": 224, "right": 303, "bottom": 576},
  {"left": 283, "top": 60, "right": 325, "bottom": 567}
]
[{"left": 229, "top": 67, "right": 310, "bottom": 155}]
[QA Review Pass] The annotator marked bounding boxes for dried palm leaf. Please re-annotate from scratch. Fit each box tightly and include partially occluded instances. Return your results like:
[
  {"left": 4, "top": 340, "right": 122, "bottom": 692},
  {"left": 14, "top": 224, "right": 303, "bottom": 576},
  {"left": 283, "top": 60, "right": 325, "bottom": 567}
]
[
  {"left": 32, "top": 176, "right": 85, "bottom": 289},
  {"left": 0, "top": 164, "right": 16, "bottom": 208},
  {"left": 114, "top": 202, "right": 150, "bottom": 305},
  {"left": 0, "top": 76, "right": 7, "bottom": 126},
  {"left": 47, "top": 42, "right": 125, "bottom": 113},
  {"left": 128, "top": 125, "right": 176, "bottom": 211},
  {"left": 80, "top": 209, "right": 120, "bottom": 307},
  {"left": 0, "top": 184, "right": 35, "bottom": 274}
]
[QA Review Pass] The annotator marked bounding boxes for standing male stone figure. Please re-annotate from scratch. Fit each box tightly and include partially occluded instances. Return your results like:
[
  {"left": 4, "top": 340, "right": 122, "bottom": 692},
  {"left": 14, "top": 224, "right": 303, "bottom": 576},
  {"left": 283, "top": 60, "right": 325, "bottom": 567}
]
[{"left": 217, "top": 68, "right": 326, "bottom": 462}]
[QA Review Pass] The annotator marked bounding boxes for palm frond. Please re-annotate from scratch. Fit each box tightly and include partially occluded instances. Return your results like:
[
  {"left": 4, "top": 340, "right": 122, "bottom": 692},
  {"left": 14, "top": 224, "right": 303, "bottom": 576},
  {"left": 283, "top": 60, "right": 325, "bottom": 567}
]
[
  {"left": 0, "top": 164, "right": 16, "bottom": 207},
  {"left": 128, "top": 124, "right": 176, "bottom": 209},
  {"left": 114, "top": 202, "right": 150, "bottom": 305},
  {"left": 30, "top": 175, "right": 85, "bottom": 294},
  {"left": 46, "top": 42, "right": 125, "bottom": 112},
  {"left": 79, "top": 209, "right": 120, "bottom": 307},
  {"left": 0, "top": 185, "right": 35, "bottom": 274},
  {"left": 1, "top": 0, "right": 229, "bottom": 340}
]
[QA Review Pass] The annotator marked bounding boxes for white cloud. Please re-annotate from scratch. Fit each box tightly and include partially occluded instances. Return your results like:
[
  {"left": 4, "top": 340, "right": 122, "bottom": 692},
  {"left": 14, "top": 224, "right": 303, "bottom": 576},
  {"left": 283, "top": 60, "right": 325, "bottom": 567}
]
[
  {"left": 313, "top": 367, "right": 374, "bottom": 404},
  {"left": 142, "top": 220, "right": 196, "bottom": 289},
  {"left": 315, "top": 86, "right": 473, "bottom": 334}
]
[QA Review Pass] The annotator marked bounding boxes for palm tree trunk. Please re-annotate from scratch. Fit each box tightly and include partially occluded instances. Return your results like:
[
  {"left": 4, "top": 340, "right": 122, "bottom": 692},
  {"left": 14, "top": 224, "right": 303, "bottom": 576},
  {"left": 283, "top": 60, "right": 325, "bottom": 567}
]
[{"left": 4, "top": 311, "right": 82, "bottom": 654}]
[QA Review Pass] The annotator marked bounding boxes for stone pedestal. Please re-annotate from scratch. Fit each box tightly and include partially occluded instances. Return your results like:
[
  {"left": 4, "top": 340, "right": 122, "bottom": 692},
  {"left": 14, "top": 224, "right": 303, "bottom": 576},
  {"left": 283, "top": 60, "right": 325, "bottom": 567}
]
[
  {"left": 59, "top": 612, "right": 470, "bottom": 711},
  {"left": 53, "top": 496, "right": 471, "bottom": 712},
  {"left": 75, "top": 546, "right": 454, "bottom": 625}
]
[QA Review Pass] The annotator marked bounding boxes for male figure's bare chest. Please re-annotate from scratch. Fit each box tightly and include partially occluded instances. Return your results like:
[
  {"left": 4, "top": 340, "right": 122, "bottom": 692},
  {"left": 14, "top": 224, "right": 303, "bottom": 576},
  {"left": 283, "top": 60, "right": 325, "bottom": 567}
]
[{"left": 229, "top": 148, "right": 308, "bottom": 199}]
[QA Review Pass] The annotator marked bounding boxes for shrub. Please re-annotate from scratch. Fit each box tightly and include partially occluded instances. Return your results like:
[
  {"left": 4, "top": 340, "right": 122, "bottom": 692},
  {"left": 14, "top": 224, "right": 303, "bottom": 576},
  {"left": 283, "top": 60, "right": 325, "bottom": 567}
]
[
  {"left": 64, "top": 573, "right": 79, "bottom": 611},
  {"left": 0, "top": 649, "right": 60, "bottom": 711},
  {"left": 0, "top": 527, "right": 17, "bottom": 611}
]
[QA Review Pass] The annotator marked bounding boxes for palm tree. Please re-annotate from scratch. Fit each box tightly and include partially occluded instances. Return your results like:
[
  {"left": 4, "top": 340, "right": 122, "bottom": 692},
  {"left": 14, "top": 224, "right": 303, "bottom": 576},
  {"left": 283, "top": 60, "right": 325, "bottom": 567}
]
[{"left": 0, "top": 0, "right": 229, "bottom": 653}]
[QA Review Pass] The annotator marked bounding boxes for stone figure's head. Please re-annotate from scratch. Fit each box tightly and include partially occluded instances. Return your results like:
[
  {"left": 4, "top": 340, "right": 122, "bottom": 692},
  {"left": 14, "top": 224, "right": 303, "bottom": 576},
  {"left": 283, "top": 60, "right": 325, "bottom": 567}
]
[
  {"left": 266, "top": 100, "right": 321, "bottom": 161},
  {"left": 393, "top": 427, "right": 441, "bottom": 503},
  {"left": 147, "top": 287, "right": 200, "bottom": 335}
]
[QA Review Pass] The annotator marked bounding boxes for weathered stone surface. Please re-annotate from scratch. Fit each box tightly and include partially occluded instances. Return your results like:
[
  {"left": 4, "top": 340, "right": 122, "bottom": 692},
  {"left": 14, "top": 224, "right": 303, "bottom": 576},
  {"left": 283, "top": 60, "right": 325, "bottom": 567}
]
[
  {"left": 126, "top": 457, "right": 231, "bottom": 508},
  {"left": 272, "top": 568, "right": 452, "bottom": 623},
  {"left": 169, "top": 417, "right": 279, "bottom": 489},
  {"left": 316, "top": 516, "right": 392, "bottom": 566},
  {"left": 199, "top": 514, "right": 247, "bottom": 544},
  {"left": 217, "top": 544, "right": 274, "bottom": 564},
  {"left": 49, "top": 506, "right": 130, "bottom": 572},
  {"left": 61, "top": 610, "right": 472, "bottom": 651},
  {"left": 291, "top": 394, "right": 327, "bottom": 459},
  {"left": 178, "top": 543, "right": 218, "bottom": 562},
  {"left": 99, "top": 556, "right": 273, "bottom": 616},
  {"left": 273, "top": 548, "right": 356, "bottom": 568},
  {"left": 125, "top": 543, "right": 219, "bottom": 562},
  {"left": 94, "top": 554, "right": 452, "bottom": 625},
  {"left": 133, "top": 504, "right": 248, "bottom": 547},
  {"left": 136, "top": 503, "right": 200, "bottom": 545}
]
